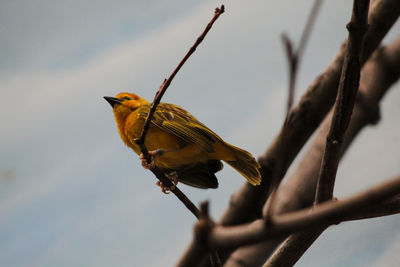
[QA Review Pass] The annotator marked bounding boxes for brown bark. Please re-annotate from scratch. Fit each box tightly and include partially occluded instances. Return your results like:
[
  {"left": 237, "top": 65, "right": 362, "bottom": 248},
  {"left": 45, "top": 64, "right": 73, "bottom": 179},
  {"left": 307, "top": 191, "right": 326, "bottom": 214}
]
[
  {"left": 230, "top": 32, "right": 400, "bottom": 267},
  {"left": 219, "top": 0, "right": 400, "bottom": 264},
  {"left": 219, "top": 0, "right": 400, "bottom": 228}
]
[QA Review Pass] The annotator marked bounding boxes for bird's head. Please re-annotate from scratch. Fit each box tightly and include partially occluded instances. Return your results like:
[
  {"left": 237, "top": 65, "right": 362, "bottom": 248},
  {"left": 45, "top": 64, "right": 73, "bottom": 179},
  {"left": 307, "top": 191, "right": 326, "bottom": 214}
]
[{"left": 104, "top": 92, "right": 149, "bottom": 119}]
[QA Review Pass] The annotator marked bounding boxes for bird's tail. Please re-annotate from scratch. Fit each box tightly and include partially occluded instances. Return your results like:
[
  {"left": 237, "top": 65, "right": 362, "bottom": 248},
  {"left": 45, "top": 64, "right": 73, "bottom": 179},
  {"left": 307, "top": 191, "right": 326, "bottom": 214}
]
[{"left": 224, "top": 143, "right": 262, "bottom": 186}]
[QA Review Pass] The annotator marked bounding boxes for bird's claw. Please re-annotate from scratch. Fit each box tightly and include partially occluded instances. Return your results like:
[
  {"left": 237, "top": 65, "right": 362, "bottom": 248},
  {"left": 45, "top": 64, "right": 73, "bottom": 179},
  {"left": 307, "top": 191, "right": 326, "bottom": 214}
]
[
  {"left": 139, "top": 150, "right": 161, "bottom": 170},
  {"left": 139, "top": 149, "right": 178, "bottom": 194},
  {"left": 156, "top": 172, "right": 179, "bottom": 194}
]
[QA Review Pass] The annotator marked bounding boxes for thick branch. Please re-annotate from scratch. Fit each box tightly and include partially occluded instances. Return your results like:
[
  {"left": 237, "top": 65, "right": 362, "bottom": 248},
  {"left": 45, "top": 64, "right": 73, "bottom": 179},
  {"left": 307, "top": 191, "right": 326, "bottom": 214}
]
[
  {"left": 178, "top": 202, "right": 214, "bottom": 267},
  {"left": 178, "top": 174, "right": 400, "bottom": 264},
  {"left": 264, "top": 194, "right": 400, "bottom": 267},
  {"left": 248, "top": 35, "right": 400, "bottom": 267},
  {"left": 264, "top": 0, "right": 323, "bottom": 220},
  {"left": 219, "top": 0, "right": 400, "bottom": 228},
  {"left": 223, "top": 15, "right": 400, "bottom": 267},
  {"left": 277, "top": 4, "right": 372, "bottom": 265},
  {"left": 213, "top": 175, "right": 400, "bottom": 247},
  {"left": 315, "top": 0, "right": 370, "bottom": 203},
  {"left": 263, "top": 229, "right": 324, "bottom": 267},
  {"left": 218, "top": 1, "right": 399, "bottom": 264}
]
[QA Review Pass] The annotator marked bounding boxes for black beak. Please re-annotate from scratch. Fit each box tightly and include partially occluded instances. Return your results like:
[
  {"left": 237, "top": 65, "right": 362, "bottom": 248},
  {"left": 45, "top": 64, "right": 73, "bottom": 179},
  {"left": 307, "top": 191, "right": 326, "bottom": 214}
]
[{"left": 104, "top": 96, "right": 122, "bottom": 107}]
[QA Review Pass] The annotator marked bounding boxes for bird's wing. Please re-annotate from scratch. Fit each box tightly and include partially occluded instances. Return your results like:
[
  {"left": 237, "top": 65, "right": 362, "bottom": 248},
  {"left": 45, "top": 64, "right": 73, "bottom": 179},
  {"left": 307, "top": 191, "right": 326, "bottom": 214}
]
[
  {"left": 138, "top": 103, "right": 221, "bottom": 153},
  {"left": 171, "top": 160, "right": 223, "bottom": 189}
]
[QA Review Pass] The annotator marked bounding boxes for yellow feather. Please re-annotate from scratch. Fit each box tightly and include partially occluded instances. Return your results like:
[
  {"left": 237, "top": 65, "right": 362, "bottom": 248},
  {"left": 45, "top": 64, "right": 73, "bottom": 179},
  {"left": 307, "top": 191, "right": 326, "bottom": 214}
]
[{"left": 105, "top": 92, "right": 261, "bottom": 188}]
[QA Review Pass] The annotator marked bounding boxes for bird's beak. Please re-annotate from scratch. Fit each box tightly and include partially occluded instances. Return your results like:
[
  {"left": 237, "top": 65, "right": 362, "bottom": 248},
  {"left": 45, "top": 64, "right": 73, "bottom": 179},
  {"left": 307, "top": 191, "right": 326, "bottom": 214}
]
[{"left": 104, "top": 96, "right": 122, "bottom": 107}]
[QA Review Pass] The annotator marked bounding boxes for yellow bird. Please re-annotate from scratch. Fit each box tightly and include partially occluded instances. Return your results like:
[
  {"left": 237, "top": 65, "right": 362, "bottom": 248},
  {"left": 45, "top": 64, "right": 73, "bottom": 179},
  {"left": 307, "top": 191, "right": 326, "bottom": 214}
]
[{"left": 104, "top": 92, "right": 261, "bottom": 190}]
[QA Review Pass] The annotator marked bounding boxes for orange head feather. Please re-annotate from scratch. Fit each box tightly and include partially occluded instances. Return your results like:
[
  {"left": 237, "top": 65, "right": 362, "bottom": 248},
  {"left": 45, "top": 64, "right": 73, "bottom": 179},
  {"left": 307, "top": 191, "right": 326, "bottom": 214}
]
[
  {"left": 104, "top": 92, "right": 150, "bottom": 145},
  {"left": 104, "top": 92, "right": 149, "bottom": 121}
]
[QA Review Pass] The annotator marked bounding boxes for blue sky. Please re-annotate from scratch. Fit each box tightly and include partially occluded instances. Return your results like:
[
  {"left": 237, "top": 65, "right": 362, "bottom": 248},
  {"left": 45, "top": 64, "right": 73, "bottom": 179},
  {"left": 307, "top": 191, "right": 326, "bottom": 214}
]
[{"left": 0, "top": 1, "right": 399, "bottom": 266}]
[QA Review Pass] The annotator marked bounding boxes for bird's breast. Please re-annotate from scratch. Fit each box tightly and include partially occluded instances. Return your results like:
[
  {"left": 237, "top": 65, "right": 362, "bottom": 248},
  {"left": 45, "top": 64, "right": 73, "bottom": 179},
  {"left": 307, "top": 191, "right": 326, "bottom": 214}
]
[{"left": 123, "top": 111, "right": 182, "bottom": 155}]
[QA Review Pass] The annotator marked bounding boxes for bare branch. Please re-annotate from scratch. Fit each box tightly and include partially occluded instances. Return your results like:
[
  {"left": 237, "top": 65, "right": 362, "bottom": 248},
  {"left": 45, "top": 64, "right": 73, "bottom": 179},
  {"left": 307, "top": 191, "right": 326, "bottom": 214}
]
[
  {"left": 265, "top": 0, "right": 322, "bottom": 221},
  {"left": 214, "top": 175, "right": 400, "bottom": 247},
  {"left": 283, "top": 0, "right": 323, "bottom": 116},
  {"left": 217, "top": 1, "right": 400, "bottom": 264},
  {"left": 219, "top": 0, "right": 400, "bottom": 229},
  {"left": 342, "top": 195, "right": 400, "bottom": 220},
  {"left": 263, "top": 229, "right": 323, "bottom": 267},
  {"left": 178, "top": 201, "right": 215, "bottom": 267},
  {"left": 132, "top": 5, "right": 225, "bottom": 219},
  {"left": 315, "top": 0, "right": 370, "bottom": 203},
  {"left": 249, "top": 35, "right": 400, "bottom": 267},
  {"left": 297, "top": 0, "right": 323, "bottom": 62},
  {"left": 135, "top": 5, "right": 225, "bottom": 155},
  {"left": 136, "top": 4, "right": 224, "bottom": 157},
  {"left": 280, "top": 3, "right": 373, "bottom": 262},
  {"left": 179, "top": 174, "right": 400, "bottom": 264},
  {"left": 264, "top": 195, "right": 400, "bottom": 267},
  {"left": 265, "top": 195, "right": 400, "bottom": 266}
]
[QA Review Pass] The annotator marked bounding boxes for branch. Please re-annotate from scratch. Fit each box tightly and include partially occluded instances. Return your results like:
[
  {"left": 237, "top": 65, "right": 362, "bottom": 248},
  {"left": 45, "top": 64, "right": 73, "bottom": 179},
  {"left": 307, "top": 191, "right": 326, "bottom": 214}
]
[
  {"left": 315, "top": 0, "right": 370, "bottom": 203},
  {"left": 133, "top": 5, "right": 225, "bottom": 219},
  {"left": 178, "top": 174, "right": 400, "bottom": 264},
  {"left": 264, "top": 0, "right": 322, "bottom": 220},
  {"left": 216, "top": 2, "right": 400, "bottom": 264},
  {"left": 217, "top": 1, "right": 399, "bottom": 264},
  {"left": 219, "top": 0, "right": 400, "bottom": 229},
  {"left": 135, "top": 5, "right": 225, "bottom": 155},
  {"left": 264, "top": 194, "right": 400, "bottom": 266},
  {"left": 274, "top": 3, "right": 372, "bottom": 262},
  {"left": 256, "top": 35, "right": 400, "bottom": 267},
  {"left": 263, "top": 229, "right": 323, "bottom": 267},
  {"left": 215, "top": 175, "right": 400, "bottom": 247},
  {"left": 178, "top": 202, "right": 215, "bottom": 267},
  {"left": 283, "top": 0, "right": 322, "bottom": 117}
]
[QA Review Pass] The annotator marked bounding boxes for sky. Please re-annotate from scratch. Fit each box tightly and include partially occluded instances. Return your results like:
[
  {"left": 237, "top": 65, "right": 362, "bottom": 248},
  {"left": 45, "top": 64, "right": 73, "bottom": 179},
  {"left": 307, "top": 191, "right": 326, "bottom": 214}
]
[{"left": 0, "top": 0, "right": 399, "bottom": 266}]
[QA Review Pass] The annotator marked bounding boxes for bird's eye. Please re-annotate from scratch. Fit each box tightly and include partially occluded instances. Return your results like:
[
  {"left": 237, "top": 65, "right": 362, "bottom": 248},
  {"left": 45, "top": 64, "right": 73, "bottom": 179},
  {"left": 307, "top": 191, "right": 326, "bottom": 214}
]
[{"left": 123, "top": 96, "right": 131, "bottom": 100}]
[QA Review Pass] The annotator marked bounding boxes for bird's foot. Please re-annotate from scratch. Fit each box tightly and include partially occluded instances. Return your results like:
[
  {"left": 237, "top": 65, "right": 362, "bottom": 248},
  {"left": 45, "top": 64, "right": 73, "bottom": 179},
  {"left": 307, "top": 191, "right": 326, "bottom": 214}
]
[
  {"left": 156, "top": 171, "right": 179, "bottom": 194},
  {"left": 139, "top": 149, "right": 163, "bottom": 170}
]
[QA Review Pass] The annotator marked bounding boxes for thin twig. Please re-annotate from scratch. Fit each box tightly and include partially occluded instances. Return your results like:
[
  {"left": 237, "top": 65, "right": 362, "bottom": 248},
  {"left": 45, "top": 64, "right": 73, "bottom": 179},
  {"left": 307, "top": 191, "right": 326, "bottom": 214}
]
[
  {"left": 282, "top": 34, "right": 296, "bottom": 117},
  {"left": 283, "top": 0, "right": 323, "bottom": 117},
  {"left": 297, "top": 0, "right": 323, "bottom": 64},
  {"left": 135, "top": 5, "right": 225, "bottom": 158},
  {"left": 132, "top": 5, "right": 225, "bottom": 219}
]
